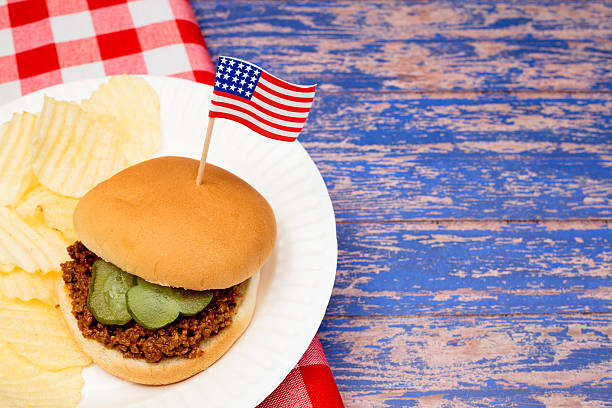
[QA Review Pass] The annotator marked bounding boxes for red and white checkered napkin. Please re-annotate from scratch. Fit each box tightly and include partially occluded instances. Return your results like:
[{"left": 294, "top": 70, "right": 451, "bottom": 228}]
[
  {"left": 0, "top": 1, "right": 343, "bottom": 406},
  {"left": 259, "top": 336, "right": 344, "bottom": 408},
  {"left": 0, "top": 0, "right": 214, "bottom": 105}
]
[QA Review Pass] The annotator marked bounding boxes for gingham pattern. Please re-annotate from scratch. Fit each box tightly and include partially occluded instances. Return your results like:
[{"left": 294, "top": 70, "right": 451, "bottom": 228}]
[
  {"left": 259, "top": 337, "right": 344, "bottom": 408},
  {"left": 0, "top": 1, "right": 343, "bottom": 406},
  {"left": 0, "top": 0, "right": 215, "bottom": 105}
]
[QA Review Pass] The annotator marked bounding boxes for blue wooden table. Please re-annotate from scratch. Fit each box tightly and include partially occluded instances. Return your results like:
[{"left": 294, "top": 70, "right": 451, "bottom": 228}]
[{"left": 191, "top": 1, "right": 612, "bottom": 406}]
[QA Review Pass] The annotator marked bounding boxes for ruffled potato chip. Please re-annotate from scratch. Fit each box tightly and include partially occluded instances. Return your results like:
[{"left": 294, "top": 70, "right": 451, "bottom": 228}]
[
  {"left": 82, "top": 75, "right": 162, "bottom": 164},
  {"left": 16, "top": 184, "right": 79, "bottom": 242},
  {"left": 0, "top": 269, "right": 59, "bottom": 305},
  {"left": 0, "top": 112, "right": 38, "bottom": 206},
  {"left": 0, "top": 295, "right": 91, "bottom": 371},
  {"left": 0, "top": 342, "right": 84, "bottom": 408},
  {"left": 0, "top": 75, "right": 164, "bottom": 406},
  {"left": 0, "top": 207, "right": 68, "bottom": 274},
  {"left": 30, "top": 96, "right": 128, "bottom": 197}
]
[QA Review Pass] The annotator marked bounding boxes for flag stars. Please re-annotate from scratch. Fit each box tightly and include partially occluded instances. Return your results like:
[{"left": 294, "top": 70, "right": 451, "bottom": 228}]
[{"left": 215, "top": 59, "right": 263, "bottom": 98}]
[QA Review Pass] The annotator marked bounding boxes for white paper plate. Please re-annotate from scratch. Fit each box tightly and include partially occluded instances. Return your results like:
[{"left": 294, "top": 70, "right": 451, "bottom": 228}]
[{"left": 0, "top": 76, "right": 337, "bottom": 408}]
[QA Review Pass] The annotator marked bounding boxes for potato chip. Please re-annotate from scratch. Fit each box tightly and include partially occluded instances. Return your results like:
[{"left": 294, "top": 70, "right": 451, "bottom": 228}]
[
  {"left": 0, "top": 341, "right": 83, "bottom": 408},
  {"left": 16, "top": 184, "right": 79, "bottom": 242},
  {"left": 0, "top": 207, "right": 68, "bottom": 274},
  {"left": 0, "top": 76, "right": 166, "bottom": 407},
  {"left": 0, "top": 112, "right": 38, "bottom": 206},
  {"left": 0, "top": 269, "right": 59, "bottom": 305},
  {"left": 0, "top": 295, "right": 91, "bottom": 371},
  {"left": 31, "top": 96, "right": 128, "bottom": 197},
  {"left": 82, "top": 75, "right": 162, "bottom": 164}
]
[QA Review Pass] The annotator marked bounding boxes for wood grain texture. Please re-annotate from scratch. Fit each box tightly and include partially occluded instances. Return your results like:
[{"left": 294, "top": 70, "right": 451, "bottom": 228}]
[
  {"left": 329, "top": 222, "right": 612, "bottom": 316},
  {"left": 193, "top": 0, "right": 612, "bottom": 221},
  {"left": 304, "top": 94, "right": 612, "bottom": 221},
  {"left": 193, "top": 0, "right": 612, "bottom": 92},
  {"left": 319, "top": 314, "right": 612, "bottom": 407},
  {"left": 191, "top": 1, "right": 612, "bottom": 406}
]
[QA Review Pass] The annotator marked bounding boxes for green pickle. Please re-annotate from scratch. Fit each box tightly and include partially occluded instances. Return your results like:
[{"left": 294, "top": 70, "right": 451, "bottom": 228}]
[
  {"left": 87, "top": 260, "right": 135, "bottom": 325},
  {"left": 126, "top": 278, "right": 214, "bottom": 328},
  {"left": 171, "top": 288, "right": 213, "bottom": 316},
  {"left": 126, "top": 285, "right": 179, "bottom": 329},
  {"left": 136, "top": 277, "right": 173, "bottom": 296},
  {"left": 88, "top": 261, "right": 214, "bottom": 329}
]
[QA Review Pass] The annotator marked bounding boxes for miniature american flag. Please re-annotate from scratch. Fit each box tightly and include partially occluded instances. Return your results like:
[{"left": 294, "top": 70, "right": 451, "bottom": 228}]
[{"left": 209, "top": 56, "right": 316, "bottom": 142}]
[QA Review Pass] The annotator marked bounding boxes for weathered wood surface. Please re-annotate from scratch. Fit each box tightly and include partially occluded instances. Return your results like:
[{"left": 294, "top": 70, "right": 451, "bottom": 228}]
[
  {"left": 305, "top": 94, "right": 612, "bottom": 221},
  {"left": 330, "top": 221, "right": 612, "bottom": 316},
  {"left": 192, "top": 0, "right": 612, "bottom": 406},
  {"left": 318, "top": 314, "right": 612, "bottom": 407},
  {"left": 194, "top": 1, "right": 612, "bottom": 92}
]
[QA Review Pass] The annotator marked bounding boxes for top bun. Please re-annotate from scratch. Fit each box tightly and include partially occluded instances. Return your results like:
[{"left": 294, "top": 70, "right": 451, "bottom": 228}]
[{"left": 73, "top": 156, "right": 276, "bottom": 290}]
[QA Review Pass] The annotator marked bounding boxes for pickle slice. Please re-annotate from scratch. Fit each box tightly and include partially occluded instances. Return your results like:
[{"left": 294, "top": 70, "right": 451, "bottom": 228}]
[
  {"left": 87, "top": 260, "right": 135, "bottom": 325},
  {"left": 126, "top": 285, "right": 179, "bottom": 330},
  {"left": 135, "top": 278, "right": 213, "bottom": 316},
  {"left": 170, "top": 289, "right": 213, "bottom": 316},
  {"left": 136, "top": 277, "right": 173, "bottom": 296}
]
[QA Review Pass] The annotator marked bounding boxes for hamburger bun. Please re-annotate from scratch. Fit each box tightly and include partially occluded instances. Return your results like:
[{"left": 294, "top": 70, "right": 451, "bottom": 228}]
[
  {"left": 73, "top": 156, "right": 276, "bottom": 290},
  {"left": 58, "top": 273, "right": 259, "bottom": 385}
]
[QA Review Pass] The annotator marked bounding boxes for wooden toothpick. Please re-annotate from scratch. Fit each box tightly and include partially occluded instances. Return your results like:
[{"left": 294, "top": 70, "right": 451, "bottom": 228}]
[{"left": 196, "top": 117, "right": 215, "bottom": 185}]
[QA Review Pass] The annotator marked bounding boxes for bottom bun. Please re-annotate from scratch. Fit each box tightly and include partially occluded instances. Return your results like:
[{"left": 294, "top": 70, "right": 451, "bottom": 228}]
[{"left": 58, "top": 273, "right": 259, "bottom": 385}]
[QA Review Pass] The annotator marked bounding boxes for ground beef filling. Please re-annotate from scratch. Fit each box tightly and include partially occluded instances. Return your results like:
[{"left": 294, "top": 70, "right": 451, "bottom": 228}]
[{"left": 61, "top": 242, "right": 239, "bottom": 363}]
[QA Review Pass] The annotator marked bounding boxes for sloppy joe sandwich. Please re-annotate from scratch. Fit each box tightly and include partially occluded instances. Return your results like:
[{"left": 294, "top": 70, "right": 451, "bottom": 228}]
[{"left": 58, "top": 156, "right": 276, "bottom": 385}]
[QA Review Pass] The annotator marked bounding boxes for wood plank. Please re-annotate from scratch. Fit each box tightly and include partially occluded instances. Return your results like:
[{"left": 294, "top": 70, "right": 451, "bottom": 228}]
[
  {"left": 303, "top": 93, "right": 612, "bottom": 221},
  {"left": 305, "top": 92, "right": 612, "bottom": 145},
  {"left": 318, "top": 314, "right": 612, "bottom": 407},
  {"left": 314, "top": 149, "right": 612, "bottom": 221},
  {"left": 328, "top": 222, "right": 612, "bottom": 316},
  {"left": 191, "top": 0, "right": 612, "bottom": 92}
]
